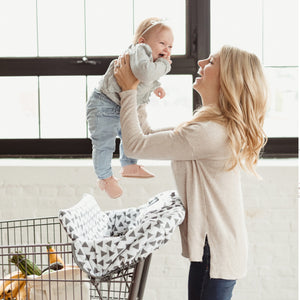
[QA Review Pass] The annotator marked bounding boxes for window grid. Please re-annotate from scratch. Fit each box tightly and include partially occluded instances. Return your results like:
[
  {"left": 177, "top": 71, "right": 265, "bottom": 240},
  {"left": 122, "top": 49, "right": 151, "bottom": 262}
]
[
  {"left": 0, "top": 0, "right": 297, "bottom": 158},
  {"left": 37, "top": 76, "right": 41, "bottom": 139}
]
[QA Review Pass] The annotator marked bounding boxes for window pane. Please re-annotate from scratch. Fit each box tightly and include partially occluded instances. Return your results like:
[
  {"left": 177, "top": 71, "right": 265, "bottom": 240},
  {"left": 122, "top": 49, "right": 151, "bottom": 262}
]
[
  {"left": 264, "top": 67, "right": 298, "bottom": 137},
  {"left": 0, "top": 77, "right": 39, "bottom": 138},
  {"left": 211, "top": 0, "right": 298, "bottom": 138},
  {"left": 37, "top": 0, "right": 85, "bottom": 56},
  {"left": 0, "top": 0, "right": 37, "bottom": 57},
  {"left": 88, "top": 75, "right": 193, "bottom": 130},
  {"left": 263, "top": 0, "right": 298, "bottom": 66},
  {"left": 39, "top": 76, "right": 86, "bottom": 138},
  {"left": 86, "top": 0, "right": 186, "bottom": 56},
  {"left": 210, "top": 0, "right": 262, "bottom": 59},
  {"left": 146, "top": 75, "right": 193, "bottom": 129},
  {"left": 134, "top": 0, "right": 186, "bottom": 55},
  {"left": 86, "top": 0, "right": 133, "bottom": 56},
  {"left": 87, "top": 76, "right": 100, "bottom": 98}
]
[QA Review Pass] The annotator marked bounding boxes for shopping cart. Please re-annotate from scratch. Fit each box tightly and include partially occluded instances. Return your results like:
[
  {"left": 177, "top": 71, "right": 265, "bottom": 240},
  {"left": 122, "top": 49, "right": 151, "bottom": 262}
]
[
  {"left": 0, "top": 190, "right": 185, "bottom": 300},
  {"left": 0, "top": 216, "right": 151, "bottom": 300}
]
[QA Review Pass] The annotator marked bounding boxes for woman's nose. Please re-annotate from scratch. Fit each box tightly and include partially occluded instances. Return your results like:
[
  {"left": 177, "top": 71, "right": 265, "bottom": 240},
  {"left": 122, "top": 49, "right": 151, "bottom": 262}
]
[{"left": 197, "top": 60, "right": 203, "bottom": 67}]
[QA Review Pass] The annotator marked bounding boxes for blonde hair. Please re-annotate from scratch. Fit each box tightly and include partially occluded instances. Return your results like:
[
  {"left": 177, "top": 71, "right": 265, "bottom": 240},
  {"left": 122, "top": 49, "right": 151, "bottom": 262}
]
[
  {"left": 133, "top": 17, "right": 171, "bottom": 44},
  {"left": 182, "top": 46, "right": 268, "bottom": 175}
]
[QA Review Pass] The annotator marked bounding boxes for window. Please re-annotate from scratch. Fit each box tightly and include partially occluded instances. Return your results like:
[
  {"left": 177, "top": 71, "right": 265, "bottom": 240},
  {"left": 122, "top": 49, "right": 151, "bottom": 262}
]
[
  {"left": 210, "top": 0, "right": 298, "bottom": 156},
  {"left": 0, "top": 0, "right": 297, "bottom": 157}
]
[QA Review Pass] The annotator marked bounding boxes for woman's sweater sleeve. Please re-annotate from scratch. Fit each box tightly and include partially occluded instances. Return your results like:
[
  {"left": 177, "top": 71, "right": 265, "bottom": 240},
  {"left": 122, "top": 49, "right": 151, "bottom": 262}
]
[{"left": 120, "top": 90, "right": 212, "bottom": 161}]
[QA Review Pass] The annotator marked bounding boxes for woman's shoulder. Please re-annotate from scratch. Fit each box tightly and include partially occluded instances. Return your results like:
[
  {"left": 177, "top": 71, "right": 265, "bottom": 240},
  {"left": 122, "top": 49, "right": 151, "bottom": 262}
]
[
  {"left": 181, "top": 121, "right": 230, "bottom": 158},
  {"left": 180, "top": 121, "right": 228, "bottom": 148},
  {"left": 184, "top": 120, "right": 226, "bottom": 135}
]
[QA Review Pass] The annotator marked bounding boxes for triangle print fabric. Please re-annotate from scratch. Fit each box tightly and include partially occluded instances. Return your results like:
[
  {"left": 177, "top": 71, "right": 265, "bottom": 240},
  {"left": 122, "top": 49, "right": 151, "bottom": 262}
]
[{"left": 58, "top": 191, "right": 185, "bottom": 278}]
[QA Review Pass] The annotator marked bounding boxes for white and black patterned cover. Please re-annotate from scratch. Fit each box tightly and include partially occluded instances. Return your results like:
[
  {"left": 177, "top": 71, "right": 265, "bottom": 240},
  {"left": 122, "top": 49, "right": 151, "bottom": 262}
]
[{"left": 58, "top": 190, "right": 185, "bottom": 278}]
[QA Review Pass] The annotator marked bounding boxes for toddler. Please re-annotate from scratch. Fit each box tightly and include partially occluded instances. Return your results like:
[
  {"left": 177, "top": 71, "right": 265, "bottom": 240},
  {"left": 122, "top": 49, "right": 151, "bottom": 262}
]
[{"left": 86, "top": 17, "right": 173, "bottom": 199}]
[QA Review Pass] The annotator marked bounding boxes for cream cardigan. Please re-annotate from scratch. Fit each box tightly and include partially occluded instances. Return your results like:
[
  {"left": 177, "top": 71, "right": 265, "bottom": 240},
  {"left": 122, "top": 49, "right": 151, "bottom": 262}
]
[{"left": 120, "top": 90, "right": 248, "bottom": 280}]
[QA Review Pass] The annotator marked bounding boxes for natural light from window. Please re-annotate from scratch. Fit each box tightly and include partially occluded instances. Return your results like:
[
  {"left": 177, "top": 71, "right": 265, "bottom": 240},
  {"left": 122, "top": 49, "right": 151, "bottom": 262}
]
[
  {"left": 0, "top": 0, "right": 188, "bottom": 138},
  {"left": 0, "top": 0, "right": 297, "bottom": 140},
  {"left": 211, "top": 0, "right": 298, "bottom": 138}
]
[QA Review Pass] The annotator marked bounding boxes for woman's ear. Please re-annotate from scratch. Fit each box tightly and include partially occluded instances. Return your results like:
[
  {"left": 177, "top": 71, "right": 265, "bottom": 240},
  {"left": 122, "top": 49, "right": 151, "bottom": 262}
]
[{"left": 138, "top": 37, "right": 145, "bottom": 44}]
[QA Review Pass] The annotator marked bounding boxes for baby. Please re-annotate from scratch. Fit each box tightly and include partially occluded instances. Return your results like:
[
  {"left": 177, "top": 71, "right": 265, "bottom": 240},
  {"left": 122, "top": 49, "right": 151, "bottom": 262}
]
[{"left": 86, "top": 17, "right": 173, "bottom": 199}]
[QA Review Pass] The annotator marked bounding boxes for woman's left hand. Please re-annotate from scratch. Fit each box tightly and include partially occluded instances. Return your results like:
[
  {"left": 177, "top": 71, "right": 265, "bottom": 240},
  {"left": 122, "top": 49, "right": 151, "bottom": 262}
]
[{"left": 114, "top": 54, "right": 140, "bottom": 91}]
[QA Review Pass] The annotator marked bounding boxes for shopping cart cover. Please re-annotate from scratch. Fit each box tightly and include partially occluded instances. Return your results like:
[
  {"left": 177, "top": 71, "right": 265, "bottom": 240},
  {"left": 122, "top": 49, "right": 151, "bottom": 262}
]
[{"left": 59, "top": 190, "right": 185, "bottom": 278}]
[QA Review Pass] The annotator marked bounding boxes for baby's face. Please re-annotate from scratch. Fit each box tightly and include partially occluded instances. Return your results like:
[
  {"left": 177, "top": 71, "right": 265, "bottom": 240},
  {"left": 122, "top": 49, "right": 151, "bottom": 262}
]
[{"left": 144, "top": 28, "right": 174, "bottom": 62}]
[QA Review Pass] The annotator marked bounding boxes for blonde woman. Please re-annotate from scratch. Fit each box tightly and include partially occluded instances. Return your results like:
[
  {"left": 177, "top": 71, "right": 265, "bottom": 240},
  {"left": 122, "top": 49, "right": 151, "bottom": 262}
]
[{"left": 114, "top": 45, "right": 268, "bottom": 300}]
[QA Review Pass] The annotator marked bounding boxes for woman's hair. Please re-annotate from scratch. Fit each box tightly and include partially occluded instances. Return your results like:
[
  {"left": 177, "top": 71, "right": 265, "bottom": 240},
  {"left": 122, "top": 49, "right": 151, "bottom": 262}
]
[
  {"left": 184, "top": 45, "right": 268, "bottom": 175},
  {"left": 133, "top": 17, "right": 171, "bottom": 44}
]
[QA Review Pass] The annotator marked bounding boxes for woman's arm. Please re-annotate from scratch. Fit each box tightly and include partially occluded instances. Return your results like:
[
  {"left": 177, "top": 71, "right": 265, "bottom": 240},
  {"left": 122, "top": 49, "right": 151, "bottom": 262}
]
[
  {"left": 114, "top": 55, "right": 173, "bottom": 135},
  {"left": 120, "top": 90, "right": 196, "bottom": 160},
  {"left": 114, "top": 55, "right": 216, "bottom": 161}
]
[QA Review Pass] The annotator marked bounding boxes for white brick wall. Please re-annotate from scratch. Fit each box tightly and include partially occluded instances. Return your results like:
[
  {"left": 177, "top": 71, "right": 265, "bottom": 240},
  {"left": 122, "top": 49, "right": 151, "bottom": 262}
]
[{"left": 0, "top": 158, "right": 297, "bottom": 300}]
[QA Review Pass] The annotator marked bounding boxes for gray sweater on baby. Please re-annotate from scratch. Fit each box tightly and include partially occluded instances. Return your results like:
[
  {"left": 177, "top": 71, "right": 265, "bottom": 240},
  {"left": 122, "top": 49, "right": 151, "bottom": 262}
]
[{"left": 97, "top": 43, "right": 171, "bottom": 106}]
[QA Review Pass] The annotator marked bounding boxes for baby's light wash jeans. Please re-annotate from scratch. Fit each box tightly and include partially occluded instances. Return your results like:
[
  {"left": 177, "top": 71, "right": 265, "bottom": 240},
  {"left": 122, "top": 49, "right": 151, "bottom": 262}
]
[{"left": 86, "top": 89, "right": 137, "bottom": 179}]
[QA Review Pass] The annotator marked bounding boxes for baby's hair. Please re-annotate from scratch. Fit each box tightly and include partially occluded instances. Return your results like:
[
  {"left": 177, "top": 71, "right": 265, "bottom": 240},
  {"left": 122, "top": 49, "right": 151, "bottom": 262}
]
[{"left": 133, "top": 17, "right": 171, "bottom": 44}]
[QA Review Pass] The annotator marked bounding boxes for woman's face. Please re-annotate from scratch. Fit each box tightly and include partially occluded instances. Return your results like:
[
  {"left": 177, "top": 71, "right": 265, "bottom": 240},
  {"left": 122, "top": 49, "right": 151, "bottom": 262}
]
[{"left": 193, "top": 53, "right": 220, "bottom": 105}]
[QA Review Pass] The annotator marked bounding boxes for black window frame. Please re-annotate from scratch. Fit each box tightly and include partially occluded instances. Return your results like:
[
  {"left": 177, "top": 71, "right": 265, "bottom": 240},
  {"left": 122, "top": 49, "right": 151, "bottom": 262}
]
[{"left": 0, "top": 0, "right": 297, "bottom": 158}]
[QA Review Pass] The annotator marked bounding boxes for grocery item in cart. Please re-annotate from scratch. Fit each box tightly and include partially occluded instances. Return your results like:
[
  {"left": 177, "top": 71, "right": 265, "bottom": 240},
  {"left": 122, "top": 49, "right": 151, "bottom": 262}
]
[
  {"left": 0, "top": 216, "right": 152, "bottom": 300},
  {"left": 59, "top": 190, "right": 185, "bottom": 278},
  {"left": 26, "top": 265, "right": 90, "bottom": 300}
]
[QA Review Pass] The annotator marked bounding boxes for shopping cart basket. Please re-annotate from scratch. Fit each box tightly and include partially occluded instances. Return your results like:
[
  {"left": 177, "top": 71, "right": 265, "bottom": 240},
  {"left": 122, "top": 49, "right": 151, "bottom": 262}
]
[
  {"left": 0, "top": 190, "right": 185, "bottom": 300},
  {"left": 0, "top": 217, "right": 151, "bottom": 300}
]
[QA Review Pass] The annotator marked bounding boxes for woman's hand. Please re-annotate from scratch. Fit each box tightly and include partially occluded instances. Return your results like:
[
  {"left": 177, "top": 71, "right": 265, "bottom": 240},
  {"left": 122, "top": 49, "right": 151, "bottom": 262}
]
[{"left": 114, "top": 54, "right": 140, "bottom": 91}]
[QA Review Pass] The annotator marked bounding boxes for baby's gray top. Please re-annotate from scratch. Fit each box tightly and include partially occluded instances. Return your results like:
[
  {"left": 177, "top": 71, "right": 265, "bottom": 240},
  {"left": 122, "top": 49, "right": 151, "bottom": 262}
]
[{"left": 97, "top": 43, "right": 171, "bottom": 106}]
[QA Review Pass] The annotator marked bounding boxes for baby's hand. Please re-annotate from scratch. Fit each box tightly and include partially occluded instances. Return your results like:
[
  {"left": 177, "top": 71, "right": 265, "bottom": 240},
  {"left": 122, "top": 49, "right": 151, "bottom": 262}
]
[
  {"left": 154, "top": 87, "right": 166, "bottom": 99},
  {"left": 165, "top": 56, "right": 172, "bottom": 65}
]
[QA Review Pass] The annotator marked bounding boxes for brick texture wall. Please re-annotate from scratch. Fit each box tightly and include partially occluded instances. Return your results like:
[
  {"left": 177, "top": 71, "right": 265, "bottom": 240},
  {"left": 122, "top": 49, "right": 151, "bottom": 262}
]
[{"left": 0, "top": 159, "right": 297, "bottom": 300}]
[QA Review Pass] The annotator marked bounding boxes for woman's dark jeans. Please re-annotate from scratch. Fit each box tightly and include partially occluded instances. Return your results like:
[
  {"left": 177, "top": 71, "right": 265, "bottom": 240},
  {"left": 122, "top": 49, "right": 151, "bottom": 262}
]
[{"left": 188, "top": 239, "right": 236, "bottom": 300}]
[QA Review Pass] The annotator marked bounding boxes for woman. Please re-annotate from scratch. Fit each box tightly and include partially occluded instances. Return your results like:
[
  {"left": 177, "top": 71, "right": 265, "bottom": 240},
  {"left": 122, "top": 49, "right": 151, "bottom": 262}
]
[{"left": 114, "top": 45, "right": 268, "bottom": 300}]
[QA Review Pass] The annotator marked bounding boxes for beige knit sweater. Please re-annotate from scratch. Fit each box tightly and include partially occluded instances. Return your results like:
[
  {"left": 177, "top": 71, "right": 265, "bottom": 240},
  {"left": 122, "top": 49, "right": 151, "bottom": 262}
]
[{"left": 120, "top": 90, "right": 248, "bottom": 280}]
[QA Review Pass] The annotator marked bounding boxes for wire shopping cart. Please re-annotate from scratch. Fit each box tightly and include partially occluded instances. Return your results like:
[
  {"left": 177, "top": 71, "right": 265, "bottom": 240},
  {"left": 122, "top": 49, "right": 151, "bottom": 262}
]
[
  {"left": 0, "top": 217, "right": 151, "bottom": 300},
  {"left": 0, "top": 190, "right": 185, "bottom": 300}
]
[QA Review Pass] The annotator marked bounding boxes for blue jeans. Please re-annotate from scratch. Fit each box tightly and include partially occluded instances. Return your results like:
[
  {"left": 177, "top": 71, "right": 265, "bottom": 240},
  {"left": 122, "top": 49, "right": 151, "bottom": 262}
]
[
  {"left": 188, "top": 238, "right": 236, "bottom": 300},
  {"left": 86, "top": 90, "right": 137, "bottom": 179}
]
